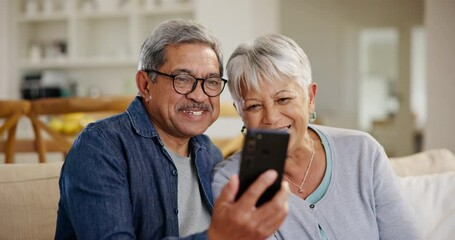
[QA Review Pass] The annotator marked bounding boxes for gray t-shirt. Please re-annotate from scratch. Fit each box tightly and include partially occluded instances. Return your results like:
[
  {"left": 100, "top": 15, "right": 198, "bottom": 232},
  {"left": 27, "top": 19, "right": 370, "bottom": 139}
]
[
  {"left": 165, "top": 147, "right": 211, "bottom": 237},
  {"left": 212, "top": 125, "right": 422, "bottom": 240}
]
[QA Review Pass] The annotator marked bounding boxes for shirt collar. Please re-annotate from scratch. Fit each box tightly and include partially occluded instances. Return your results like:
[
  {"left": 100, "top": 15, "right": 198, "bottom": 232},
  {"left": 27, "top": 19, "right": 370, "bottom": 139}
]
[{"left": 126, "top": 96, "right": 158, "bottom": 139}]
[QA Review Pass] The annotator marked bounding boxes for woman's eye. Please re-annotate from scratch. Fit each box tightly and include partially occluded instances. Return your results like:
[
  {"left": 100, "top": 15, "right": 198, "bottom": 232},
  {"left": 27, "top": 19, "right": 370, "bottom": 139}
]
[
  {"left": 277, "top": 98, "right": 291, "bottom": 104},
  {"left": 245, "top": 104, "right": 261, "bottom": 111}
]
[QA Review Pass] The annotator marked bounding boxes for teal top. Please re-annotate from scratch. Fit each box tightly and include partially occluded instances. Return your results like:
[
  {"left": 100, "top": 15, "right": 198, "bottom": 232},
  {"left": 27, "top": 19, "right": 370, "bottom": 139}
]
[
  {"left": 306, "top": 126, "right": 332, "bottom": 204},
  {"left": 306, "top": 126, "right": 332, "bottom": 239}
]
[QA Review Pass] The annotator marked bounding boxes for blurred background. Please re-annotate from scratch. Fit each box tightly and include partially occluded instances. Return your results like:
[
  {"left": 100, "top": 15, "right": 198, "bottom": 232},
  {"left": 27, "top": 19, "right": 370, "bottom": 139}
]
[{"left": 0, "top": 0, "right": 454, "bottom": 161}]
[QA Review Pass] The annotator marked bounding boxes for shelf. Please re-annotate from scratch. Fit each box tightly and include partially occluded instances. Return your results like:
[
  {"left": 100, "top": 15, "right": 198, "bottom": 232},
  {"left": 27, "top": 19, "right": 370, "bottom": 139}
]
[
  {"left": 137, "top": 3, "right": 195, "bottom": 16},
  {"left": 17, "top": 13, "right": 68, "bottom": 22},
  {"left": 75, "top": 11, "right": 130, "bottom": 20},
  {"left": 19, "top": 58, "right": 137, "bottom": 70},
  {"left": 13, "top": 0, "right": 196, "bottom": 97}
]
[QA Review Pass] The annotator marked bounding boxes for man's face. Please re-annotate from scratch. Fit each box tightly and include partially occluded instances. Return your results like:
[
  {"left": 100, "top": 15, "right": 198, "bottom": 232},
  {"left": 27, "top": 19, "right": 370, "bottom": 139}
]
[{"left": 147, "top": 43, "right": 221, "bottom": 139}]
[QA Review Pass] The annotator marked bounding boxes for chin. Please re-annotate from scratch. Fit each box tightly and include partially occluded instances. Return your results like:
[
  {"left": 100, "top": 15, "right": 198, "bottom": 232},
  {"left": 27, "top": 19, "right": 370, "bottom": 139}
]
[{"left": 181, "top": 125, "right": 210, "bottom": 137}]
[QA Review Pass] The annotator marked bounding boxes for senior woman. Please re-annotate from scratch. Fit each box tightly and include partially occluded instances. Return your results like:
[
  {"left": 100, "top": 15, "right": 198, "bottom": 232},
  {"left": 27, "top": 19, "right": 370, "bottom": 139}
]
[{"left": 212, "top": 34, "right": 421, "bottom": 239}]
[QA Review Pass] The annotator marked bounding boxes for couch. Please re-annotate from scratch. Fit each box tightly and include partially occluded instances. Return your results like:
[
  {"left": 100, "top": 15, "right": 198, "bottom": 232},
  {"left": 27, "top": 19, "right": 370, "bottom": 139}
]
[
  {"left": 390, "top": 148, "right": 455, "bottom": 240},
  {"left": 0, "top": 162, "right": 62, "bottom": 240},
  {"left": 0, "top": 149, "right": 454, "bottom": 240}
]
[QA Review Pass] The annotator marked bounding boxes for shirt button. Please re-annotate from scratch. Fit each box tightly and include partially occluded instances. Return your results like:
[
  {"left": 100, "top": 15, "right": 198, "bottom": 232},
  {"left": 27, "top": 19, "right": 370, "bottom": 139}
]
[
  {"left": 309, "top": 204, "right": 315, "bottom": 209},
  {"left": 174, "top": 208, "right": 178, "bottom": 214},
  {"left": 172, "top": 170, "right": 177, "bottom": 176}
]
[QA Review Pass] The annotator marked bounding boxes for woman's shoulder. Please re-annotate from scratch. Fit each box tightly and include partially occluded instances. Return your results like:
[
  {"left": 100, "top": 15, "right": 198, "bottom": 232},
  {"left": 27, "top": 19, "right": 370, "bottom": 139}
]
[
  {"left": 312, "top": 124, "right": 369, "bottom": 137},
  {"left": 215, "top": 151, "right": 242, "bottom": 172},
  {"left": 312, "top": 125, "right": 377, "bottom": 144}
]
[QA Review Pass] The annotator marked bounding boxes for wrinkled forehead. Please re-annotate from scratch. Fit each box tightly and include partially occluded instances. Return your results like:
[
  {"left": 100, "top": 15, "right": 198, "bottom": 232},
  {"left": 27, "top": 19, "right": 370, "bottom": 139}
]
[{"left": 239, "top": 71, "right": 291, "bottom": 96}]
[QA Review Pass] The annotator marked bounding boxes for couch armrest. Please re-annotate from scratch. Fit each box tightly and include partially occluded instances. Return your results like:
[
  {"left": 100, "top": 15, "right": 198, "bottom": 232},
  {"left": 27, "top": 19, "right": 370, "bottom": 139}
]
[
  {"left": 389, "top": 148, "right": 455, "bottom": 177},
  {"left": 0, "top": 162, "right": 63, "bottom": 240}
]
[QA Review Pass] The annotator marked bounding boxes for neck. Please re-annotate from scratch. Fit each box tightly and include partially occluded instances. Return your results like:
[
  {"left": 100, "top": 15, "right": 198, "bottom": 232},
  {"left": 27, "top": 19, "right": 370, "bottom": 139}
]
[
  {"left": 157, "top": 128, "right": 191, "bottom": 157},
  {"left": 283, "top": 135, "right": 315, "bottom": 194},
  {"left": 284, "top": 131, "right": 315, "bottom": 175},
  {"left": 286, "top": 133, "right": 313, "bottom": 166},
  {"left": 141, "top": 98, "right": 191, "bottom": 157}
]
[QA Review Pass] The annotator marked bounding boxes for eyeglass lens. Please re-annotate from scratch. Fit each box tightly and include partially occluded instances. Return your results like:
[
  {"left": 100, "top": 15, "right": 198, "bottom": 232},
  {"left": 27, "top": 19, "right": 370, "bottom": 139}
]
[{"left": 173, "top": 75, "right": 225, "bottom": 97}]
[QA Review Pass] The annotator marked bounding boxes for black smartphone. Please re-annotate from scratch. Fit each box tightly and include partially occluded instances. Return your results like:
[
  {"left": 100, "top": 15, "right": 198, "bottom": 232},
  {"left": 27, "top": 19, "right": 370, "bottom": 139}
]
[{"left": 235, "top": 128, "right": 289, "bottom": 207}]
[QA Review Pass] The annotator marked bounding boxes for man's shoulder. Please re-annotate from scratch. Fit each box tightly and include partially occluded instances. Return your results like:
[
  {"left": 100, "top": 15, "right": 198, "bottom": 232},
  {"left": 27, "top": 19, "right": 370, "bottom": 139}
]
[
  {"left": 84, "top": 112, "right": 130, "bottom": 133},
  {"left": 70, "top": 112, "right": 134, "bottom": 151}
]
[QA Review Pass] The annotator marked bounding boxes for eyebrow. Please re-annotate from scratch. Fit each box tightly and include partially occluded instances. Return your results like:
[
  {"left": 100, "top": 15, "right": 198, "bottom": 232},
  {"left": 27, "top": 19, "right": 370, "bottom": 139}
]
[
  {"left": 244, "top": 90, "right": 295, "bottom": 101},
  {"left": 171, "top": 69, "right": 221, "bottom": 78},
  {"left": 275, "top": 90, "right": 293, "bottom": 95},
  {"left": 169, "top": 69, "right": 191, "bottom": 75},
  {"left": 276, "top": 90, "right": 298, "bottom": 97}
]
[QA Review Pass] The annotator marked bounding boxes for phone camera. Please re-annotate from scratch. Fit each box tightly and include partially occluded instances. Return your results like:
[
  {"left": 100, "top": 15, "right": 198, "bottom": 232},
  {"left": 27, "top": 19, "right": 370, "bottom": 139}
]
[{"left": 247, "top": 139, "right": 256, "bottom": 153}]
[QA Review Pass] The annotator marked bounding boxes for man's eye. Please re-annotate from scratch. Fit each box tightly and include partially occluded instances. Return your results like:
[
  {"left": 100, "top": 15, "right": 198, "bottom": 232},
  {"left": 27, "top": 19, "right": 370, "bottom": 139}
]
[
  {"left": 174, "top": 75, "right": 193, "bottom": 84},
  {"left": 205, "top": 78, "right": 221, "bottom": 87}
]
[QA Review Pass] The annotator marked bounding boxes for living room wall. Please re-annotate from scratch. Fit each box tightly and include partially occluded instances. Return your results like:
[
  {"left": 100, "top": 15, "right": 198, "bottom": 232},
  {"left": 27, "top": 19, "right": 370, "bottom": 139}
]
[
  {"left": 281, "top": 0, "right": 424, "bottom": 156},
  {"left": 0, "top": 0, "right": 12, "bottom": 100},
  {"left": 424, "top": 0, "right": 455, "bottom": 153},
  {"left": 1, "top": 0, "right": 454, "bottom": 156}
]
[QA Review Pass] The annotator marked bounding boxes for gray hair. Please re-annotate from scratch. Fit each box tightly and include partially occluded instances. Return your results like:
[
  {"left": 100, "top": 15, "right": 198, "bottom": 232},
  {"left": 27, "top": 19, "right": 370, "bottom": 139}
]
[
  {"left": 226, "top": 34, "right": 312, "bottom": 116},
  {"left": 138, "top": 19, "right": 223, "bottom": 82}
]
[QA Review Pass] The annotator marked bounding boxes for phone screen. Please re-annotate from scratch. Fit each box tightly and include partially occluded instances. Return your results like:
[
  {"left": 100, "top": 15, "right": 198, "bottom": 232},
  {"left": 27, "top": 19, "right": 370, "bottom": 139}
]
[{"left": 235, "top": 128, "right": 289, "bottom": 207}]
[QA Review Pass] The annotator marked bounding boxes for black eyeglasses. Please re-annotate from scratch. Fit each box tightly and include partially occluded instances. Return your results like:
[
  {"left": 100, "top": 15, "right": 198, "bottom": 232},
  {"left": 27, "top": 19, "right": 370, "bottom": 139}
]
[{"left": 146, "top": 70, "right": 227, "bottom": 97}]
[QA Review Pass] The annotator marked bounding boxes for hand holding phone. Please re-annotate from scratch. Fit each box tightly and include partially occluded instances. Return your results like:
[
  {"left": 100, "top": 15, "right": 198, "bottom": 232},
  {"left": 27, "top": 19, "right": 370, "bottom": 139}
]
[{"left": 235, "top": 128, "right": 289, "bottom": 207}]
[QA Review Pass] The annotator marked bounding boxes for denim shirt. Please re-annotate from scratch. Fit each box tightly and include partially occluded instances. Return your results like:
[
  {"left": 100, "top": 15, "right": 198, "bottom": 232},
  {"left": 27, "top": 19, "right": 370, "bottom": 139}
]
[{"left": 55, "top": 96, "right": 223, "bottom": 239}]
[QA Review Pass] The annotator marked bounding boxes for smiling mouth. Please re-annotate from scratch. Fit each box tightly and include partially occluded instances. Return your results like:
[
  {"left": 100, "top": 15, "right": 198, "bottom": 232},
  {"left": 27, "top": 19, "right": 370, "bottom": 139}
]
[
  {"left": 275, "top": 125, "right": 292, "bottom": 132},
  {"left": 183, "top": 110, "right": 203, "bottom": 116}
]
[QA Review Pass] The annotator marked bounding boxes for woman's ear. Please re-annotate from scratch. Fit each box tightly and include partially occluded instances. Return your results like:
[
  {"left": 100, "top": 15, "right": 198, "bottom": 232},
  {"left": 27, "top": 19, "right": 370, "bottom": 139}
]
[
  {"left": 309, "top": 83, "right": 318, "bottom": 103},
  {"left": 308, "top": 82, "right": 318, "bottom": 110},
  {"left": 136, "top": 70, "right": 151, "bottom": 101}
]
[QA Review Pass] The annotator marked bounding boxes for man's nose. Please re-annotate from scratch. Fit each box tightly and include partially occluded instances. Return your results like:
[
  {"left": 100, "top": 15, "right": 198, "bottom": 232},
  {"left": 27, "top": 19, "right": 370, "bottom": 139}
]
[{"left": 186, "top": 80, "right": 208, "bottom": 102}]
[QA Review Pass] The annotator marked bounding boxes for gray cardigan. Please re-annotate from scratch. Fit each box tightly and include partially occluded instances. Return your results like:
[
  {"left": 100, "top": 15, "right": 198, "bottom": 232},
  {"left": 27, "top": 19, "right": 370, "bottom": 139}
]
[{"left": 212, "top": 125, "right": 422, "bottom": 240}]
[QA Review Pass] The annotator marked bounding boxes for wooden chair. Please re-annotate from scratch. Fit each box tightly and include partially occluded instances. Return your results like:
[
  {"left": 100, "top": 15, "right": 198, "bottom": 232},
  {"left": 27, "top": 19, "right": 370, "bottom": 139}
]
[
  {"left": 0, "top": 100, "right": 32, "bottom": 163},
  {"left": 26, "top": 96, "right": 133, "bottom": 163},
  {"left": 213, "top": 102, "right": 244, "bottom": 158}
]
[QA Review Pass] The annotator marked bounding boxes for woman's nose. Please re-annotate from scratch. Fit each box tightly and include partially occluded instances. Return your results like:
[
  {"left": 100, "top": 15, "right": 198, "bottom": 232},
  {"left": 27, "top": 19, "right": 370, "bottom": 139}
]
[{"left": 262, "top": 105, "right": 281, "bottom": 125}]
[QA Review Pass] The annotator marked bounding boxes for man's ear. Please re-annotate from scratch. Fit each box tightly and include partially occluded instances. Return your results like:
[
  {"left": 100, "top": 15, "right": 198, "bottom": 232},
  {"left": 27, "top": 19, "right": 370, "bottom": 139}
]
[{"left": 136, "top": 70, "right": 151, "bottom": 100}]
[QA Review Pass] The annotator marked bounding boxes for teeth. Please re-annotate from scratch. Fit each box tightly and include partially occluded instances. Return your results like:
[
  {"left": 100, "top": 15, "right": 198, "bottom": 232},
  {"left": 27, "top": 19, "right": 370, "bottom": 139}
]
[
  {"left": 285, "top": 125, "right": 292, "bottom": 133},
  {"left": 276, "top": 126, "right": 291, "bottom": 132},
  {"left": 186, "top": 111, "right": 203, "bottom": 116}
]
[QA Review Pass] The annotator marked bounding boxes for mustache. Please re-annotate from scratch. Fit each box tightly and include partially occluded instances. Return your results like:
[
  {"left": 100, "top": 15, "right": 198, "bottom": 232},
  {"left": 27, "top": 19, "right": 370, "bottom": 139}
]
[{"left": 177, "top": 102, "right": 212, "bottom": 112}]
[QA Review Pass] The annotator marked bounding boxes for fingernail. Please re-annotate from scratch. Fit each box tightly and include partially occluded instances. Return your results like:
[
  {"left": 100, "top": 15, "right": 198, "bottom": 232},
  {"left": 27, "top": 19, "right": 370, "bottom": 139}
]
[{"left": 264, "top": 169, "right": 278, "bottom": 180}]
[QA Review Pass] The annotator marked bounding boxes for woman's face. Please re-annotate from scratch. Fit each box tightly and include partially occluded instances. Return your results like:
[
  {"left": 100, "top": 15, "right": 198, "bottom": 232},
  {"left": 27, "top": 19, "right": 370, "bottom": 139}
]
[{"left": 240, "top": 78, "right": 316, "bottom": 150}]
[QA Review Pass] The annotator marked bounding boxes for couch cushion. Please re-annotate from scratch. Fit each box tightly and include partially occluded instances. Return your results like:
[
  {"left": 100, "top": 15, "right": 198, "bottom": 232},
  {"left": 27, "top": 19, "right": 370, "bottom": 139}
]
[
  {"left": 0, "top": 162, "right": 63, "bottom": 240},
  {"left": 390, "top": 148, "right": 455, "bottom": 177},
  {"left": 398, "top": 171, "right": 455, "bottom": 240}
]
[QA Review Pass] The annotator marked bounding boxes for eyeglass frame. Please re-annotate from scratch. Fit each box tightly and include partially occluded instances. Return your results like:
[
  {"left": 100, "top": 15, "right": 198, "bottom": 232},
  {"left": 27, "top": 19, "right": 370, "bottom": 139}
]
[{"left": 144, "top": 70, "right": 228, "bottom": 97}]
